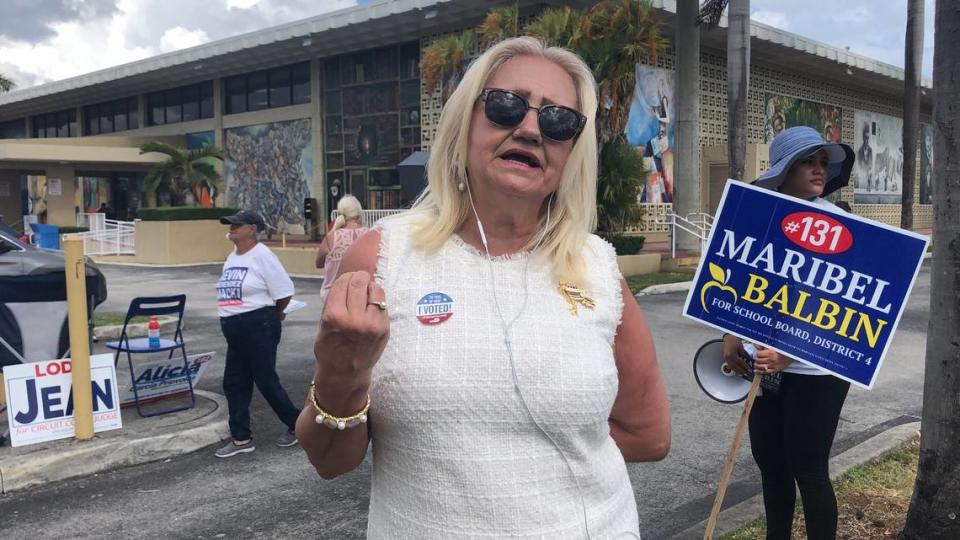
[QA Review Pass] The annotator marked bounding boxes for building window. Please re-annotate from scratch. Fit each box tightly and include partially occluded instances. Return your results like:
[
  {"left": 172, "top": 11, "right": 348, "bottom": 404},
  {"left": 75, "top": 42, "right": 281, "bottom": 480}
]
[
  {"left": 292, "top": 62, "right": 310, "bottom": 105},
  {"left": 322, "top": 43, "right": 419, "bottom": 211},
  {"left": 84, "top": 96, "right": 139, "bottom": 135},
  {"left": 148, "top": 92, "right": 165, "bottom": 126},
  {"left": 269, "top": 66, "right": 291, "bottom": 108},
  {"left": 182, "top": 84, "right": 200, "bottom": 122},
  {"left": 200, "top": 82, "right": 213, "bottom": 119},
  {"left": 248, "top": 71, "right": 269, "bottom": 112},
  {"left": 225, "top": 76, "right": 247, "bottom": 115},
  {"left": 223, "top": 61, "right": 311, "bottom": 115},
  {"left": 0, "top": 118, "right": 26, "bottom": 139},
  {"left": 164, "top": 88, "right": 182, "bottom": 124},
  {"left": 31, "top": 109, "right": 78, "bottom": 138},
  {"left": 146, "top": 81, "right": 214, "bottom": 126}
]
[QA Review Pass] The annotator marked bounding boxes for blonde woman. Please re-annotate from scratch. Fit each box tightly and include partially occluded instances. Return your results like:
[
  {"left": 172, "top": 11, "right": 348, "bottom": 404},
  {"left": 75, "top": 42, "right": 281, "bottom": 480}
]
[
  {"left": 297, "top": 37, "right": 670, "bottom": 538},
  {"left": 315, "top": 195, "right": 368, "bottom": 310}
]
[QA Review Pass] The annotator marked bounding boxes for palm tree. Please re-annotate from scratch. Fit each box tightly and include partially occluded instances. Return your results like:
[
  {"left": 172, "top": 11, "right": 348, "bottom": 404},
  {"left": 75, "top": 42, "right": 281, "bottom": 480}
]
[
  {"left": 526, "top": 0, "right": 667, "bottom": 145},
  {"left": 597, "top": 140, "right": 645, "bottom": 232},
  {"left": 901, "top": 1, "right": 960, "bottom": 537},
  {"left": 674, "top": 0, "right": 702, "bottom": 250},
  {"left": 420, "top": 1, "right": 667, "bottom": 232},
  {"left": 139, "top": 142, "right": 225, "bottom": 207},
  {"left": 901, "top": 0, "right": 924, "bottom": 230},
  {"left": 725, "top": 0, "right": 750, "bottom": 181},
  {"left": 420, "top": 30, "right": 477, "bottom": 101},
  {"left": 697, "top": 0, "right": 750, "bottom": 181},
  {"left": 0, "top": 73, "right": 15, "bottom": 93}
]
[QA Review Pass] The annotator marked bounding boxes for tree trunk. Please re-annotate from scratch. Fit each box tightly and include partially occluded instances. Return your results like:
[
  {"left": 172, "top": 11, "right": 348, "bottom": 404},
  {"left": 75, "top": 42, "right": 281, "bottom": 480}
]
[
  {"left": 901, "top": 0, "right": 924, "bottom": 230},
  {"left": 726, "top": 0, "right": 750, "bottom": 181},
  {"left": 901, "top": 1, "right": 960, "bottom": 538},
  {"left": 674, "top": 0, "right": 702, "bottom": 251}
]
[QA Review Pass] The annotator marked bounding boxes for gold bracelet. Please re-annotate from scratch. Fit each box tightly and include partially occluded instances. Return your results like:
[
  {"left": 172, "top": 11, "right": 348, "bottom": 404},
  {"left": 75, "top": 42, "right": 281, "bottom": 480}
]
[{"left": 308, "top": 382, "right": 371, "bottom": 430}]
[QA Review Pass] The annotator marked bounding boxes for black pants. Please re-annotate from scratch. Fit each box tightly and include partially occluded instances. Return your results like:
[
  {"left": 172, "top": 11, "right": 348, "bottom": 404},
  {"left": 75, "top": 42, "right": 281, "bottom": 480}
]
[
  {"left": 749, "top": 372, "right": 850, "bottom": 540},
  {"left": 220, "top": 307, "right": 300, "bottom": 441}
]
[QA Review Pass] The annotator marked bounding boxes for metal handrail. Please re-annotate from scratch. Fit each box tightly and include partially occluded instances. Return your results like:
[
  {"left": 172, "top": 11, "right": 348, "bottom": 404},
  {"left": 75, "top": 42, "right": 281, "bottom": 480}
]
[
  {"left": 687, "top": 212, "right": 715, "bottom": 229},
  {"left": 64, "top": 217, "right": 136, "bottom": 256},
  {"left": 656, "top": 212, "right": 714, "bottom": 259},
  {"left": 77, "top": 212, "right": 106, "bottom": 231}
]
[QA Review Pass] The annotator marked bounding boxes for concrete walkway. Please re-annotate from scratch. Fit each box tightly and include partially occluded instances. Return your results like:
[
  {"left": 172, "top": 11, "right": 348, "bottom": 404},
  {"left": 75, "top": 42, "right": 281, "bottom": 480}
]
[{"left": 0, "top": 390, "right": 227, "bottom": 493}]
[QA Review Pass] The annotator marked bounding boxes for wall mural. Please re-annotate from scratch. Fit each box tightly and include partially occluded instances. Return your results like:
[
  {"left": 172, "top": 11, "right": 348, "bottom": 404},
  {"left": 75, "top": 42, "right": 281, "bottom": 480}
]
[
  {"left": 78, "top": 177, "right": 108, "bottom": 213},
  {"left": 26, "top": 175, "right": 48, "bottom": 223},
  {"left": 764, "top": 94, "right": 842, "bottom": 143},
  {"left": 186, "top": 131, "right": 215, "bottom": 150},
  {"left": 853, "top": 111, "right": 903, "bottom": 204},
  {"left": 920, "top": 123, "right": 934, "bottom": 205},
  {"left": 224, "top": 119, "right": 313, "bottom": 234},
  {"left": 626, "top": 64, "right": 675, "bottom": 203}
]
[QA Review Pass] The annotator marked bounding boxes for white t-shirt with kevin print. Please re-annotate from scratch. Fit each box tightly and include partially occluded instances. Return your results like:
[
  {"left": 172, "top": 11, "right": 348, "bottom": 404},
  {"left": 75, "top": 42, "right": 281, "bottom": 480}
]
[{"left": 216, "top": 242, "right": 294, "bottom": 318}]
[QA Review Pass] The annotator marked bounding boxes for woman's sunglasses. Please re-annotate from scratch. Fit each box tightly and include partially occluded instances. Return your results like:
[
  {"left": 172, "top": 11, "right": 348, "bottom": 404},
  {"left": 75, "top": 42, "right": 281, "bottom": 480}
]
[{"left": 479, "top": 88, "right": 587, "bottom": 142}]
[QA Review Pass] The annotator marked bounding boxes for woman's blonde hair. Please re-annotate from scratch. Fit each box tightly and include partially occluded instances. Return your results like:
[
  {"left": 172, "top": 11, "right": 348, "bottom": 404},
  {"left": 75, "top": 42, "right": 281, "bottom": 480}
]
[
  {"left": 332, "top": 195, "right": 363, "bottom": 231},
  {"left": 409, "top": 36, "right": 599, "bottom": 286}
]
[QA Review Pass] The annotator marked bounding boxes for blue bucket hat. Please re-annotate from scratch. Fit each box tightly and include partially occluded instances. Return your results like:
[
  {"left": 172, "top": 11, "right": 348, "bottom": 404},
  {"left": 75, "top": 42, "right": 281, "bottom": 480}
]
[{"left": 753, "top": 126, "right": 854, "bottom": 197}]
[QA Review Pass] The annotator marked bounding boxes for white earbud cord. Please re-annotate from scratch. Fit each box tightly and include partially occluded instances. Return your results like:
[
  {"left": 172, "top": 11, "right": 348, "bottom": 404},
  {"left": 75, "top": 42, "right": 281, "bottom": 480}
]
[{"left": 465, "top": 183, "right": 592, "bottom": 539}]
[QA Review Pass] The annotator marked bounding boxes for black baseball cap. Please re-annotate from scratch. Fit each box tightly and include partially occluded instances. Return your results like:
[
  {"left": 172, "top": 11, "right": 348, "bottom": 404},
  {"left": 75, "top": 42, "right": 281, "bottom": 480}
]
[{"left": 219, "top": 209, "right": 266, "bottom": 231}]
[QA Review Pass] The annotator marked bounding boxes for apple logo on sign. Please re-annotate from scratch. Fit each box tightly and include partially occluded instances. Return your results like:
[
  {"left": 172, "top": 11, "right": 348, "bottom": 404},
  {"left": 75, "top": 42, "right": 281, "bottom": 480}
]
[{"left": 700, "top": 262, "right": 738, "bottom": 312}]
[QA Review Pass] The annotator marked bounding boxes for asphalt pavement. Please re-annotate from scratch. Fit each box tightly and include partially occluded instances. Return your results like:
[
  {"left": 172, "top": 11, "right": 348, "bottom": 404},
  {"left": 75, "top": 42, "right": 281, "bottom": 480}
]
[{"left": 0, "top": 261, "right": 929, "bottom": 539}]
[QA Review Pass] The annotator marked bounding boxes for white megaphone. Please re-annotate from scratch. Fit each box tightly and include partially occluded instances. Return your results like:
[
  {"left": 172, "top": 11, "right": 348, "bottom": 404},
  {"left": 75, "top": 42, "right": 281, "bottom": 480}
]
[{"left": 693, "top": 339, "right": 753, "bottom": 404}]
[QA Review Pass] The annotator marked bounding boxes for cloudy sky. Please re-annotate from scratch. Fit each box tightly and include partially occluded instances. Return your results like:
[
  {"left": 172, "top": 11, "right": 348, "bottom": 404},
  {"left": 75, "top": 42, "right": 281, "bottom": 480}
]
[{"left": 0, "top": 0, "right": 936, "bottom": 91}]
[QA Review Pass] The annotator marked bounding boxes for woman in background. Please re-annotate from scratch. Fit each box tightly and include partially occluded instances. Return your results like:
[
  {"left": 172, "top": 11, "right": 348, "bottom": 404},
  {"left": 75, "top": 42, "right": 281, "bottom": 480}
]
[
  {"left": 315, "top": 195, "right": 368, "bottom": 311},
  {"left": 723, "top": 125, "right": 855, "bottom": 539}
]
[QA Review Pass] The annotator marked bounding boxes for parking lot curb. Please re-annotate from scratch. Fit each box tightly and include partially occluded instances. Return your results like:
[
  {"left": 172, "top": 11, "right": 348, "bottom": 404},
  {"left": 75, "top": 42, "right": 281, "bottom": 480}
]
[
  {"left": 638, "top": 281, "right": 694, "bottom": 296},
  {"left": 0, "top": 390, "right": 228, "bottom": 494}
]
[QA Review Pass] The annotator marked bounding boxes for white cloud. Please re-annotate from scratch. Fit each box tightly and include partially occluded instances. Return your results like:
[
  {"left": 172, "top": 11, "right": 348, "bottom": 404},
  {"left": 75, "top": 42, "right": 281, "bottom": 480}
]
[
  {"left": 0, "top": 0, "right": 937, "bottom": 90},
  {"left": 159, "top": 26, "right": 210, "bottom": 53},
  {"left": 751, "top": 0, "right": 934, "bottom": 78},
  {"left": 0, "top": 0, "right": 359, "bottom": 90},
  {"left": 227, "top": 0, "right": 261, "bottom": 8},
  {"left": 0, "top": 15, "right": 153, "bottom": 87},
  {"left": 751, "top": 10, "right": 790, "bottom": 31},
  {"left": 834, "top": 6, "right": 871, "bottom": 24}
]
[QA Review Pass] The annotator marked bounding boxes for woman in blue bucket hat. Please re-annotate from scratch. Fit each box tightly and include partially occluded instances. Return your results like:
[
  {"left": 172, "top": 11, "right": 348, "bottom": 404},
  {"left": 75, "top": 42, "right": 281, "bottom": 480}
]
[{"left": 722, "top": 126, "right": 855, "bottom": 539}]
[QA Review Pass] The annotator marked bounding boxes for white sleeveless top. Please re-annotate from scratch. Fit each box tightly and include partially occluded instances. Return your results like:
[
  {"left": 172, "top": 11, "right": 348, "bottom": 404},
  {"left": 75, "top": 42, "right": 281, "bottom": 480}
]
[{"left": 367, "top": 213, "right": 640, "bottom": 539}]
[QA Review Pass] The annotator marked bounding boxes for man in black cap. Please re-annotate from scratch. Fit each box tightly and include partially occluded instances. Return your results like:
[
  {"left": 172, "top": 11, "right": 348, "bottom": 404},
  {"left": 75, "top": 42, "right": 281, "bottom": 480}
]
[{"left": 214, "top": 209, "right": 300, "bottom": 457}]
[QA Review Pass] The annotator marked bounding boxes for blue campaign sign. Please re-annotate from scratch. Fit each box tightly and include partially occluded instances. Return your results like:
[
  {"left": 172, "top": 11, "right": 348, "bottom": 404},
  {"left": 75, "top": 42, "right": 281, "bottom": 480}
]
[{"left": 683, "top": 180, "right": 928, "bottom": 389}]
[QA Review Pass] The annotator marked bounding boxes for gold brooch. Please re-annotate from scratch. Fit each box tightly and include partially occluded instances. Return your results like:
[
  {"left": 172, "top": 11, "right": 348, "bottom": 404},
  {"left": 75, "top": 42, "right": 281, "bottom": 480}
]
[{"left": 558, "top": 282, "right": 596, "bottom": 316}]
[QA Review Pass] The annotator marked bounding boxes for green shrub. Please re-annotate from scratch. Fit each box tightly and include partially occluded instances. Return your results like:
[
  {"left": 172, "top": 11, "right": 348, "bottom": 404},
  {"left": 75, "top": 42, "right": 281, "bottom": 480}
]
[
  {"left": 600, "top": 234, "right": 646, "bottom": 255},
  {"left": 137, "top": 207, "right": 239, "bottom": 221},
  {"left": 58, "top": 226, "right": 89, "bottom": 234}
]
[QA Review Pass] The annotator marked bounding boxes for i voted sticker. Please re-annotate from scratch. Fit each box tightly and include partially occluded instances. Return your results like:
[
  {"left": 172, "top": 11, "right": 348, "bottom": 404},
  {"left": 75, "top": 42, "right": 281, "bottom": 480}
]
[{"left": 416, "top": 292, "right": 454, "bottom": 326}]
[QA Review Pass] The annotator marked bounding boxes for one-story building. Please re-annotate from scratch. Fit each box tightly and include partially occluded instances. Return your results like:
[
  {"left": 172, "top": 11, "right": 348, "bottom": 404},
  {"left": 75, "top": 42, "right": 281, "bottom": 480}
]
[{"left": 0, "top": 0, "right": 933, "bottom": 241}]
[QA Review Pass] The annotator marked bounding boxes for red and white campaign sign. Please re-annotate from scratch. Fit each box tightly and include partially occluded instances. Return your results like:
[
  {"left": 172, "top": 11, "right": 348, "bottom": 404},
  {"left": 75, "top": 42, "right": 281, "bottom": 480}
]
[{"left": 3, "top": 353, "right": 122, "bottom": 447}]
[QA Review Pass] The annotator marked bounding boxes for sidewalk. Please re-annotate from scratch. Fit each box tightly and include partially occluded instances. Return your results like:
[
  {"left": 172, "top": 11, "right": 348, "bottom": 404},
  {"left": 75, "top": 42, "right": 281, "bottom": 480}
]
[{"left": 0, "top": 390, "right": 227, "bottom": 493}]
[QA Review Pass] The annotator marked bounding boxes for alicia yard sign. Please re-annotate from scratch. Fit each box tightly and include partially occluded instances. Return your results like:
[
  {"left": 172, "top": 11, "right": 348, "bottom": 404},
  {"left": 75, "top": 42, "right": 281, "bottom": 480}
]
[
  {"left": 3, "top": 354, "right": 122, "bottom": 447},
  {"left": 118, "top": 351, "right": 214, "bottom": 407},
  {"left": 683, "top": 181, "right": 927, "bottom": 389}
]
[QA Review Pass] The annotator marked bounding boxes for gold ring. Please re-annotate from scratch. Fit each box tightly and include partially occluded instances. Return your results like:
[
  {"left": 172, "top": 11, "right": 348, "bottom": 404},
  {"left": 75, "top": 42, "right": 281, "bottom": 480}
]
[{"left": 368, "top": 300, "right": 387, "bottom": 311}]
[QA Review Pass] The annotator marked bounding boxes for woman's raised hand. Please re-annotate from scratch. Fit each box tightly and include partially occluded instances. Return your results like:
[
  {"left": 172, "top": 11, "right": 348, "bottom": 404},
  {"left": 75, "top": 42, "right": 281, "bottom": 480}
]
[{"left": 315, "top": 271, "right": 390, "bottom": 384}]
